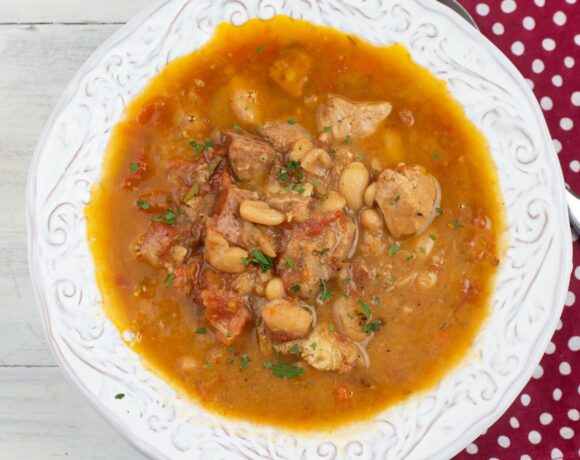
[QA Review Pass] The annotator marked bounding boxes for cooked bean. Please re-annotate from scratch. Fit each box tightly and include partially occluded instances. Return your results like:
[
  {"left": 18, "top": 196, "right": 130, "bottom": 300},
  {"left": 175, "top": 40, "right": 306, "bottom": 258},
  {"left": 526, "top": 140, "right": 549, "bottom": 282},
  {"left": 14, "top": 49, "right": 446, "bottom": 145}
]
[
  {"left": 265, "top": 277, "right": 285, "bottom": 300},
  {"left": 338, "top": 162, "right": 369, "bottom": 210},
  {"left": 288, "top": 138, "right": 314, "bottom": 162},
  {"left": 207, "top": 246, "right": 248, "bottom": 274},
  {"left": 364, "top": 182, "right": 376, "bottom": 207},
  {"left": 320, "top": 191, "right": 346, "bottom": 212},
  {"left": 262, "top": 299, "right": 312, "bottom": 341},
  {"left": 258, "top": 235, "right": 277, "bottom": 258},
  {"left": 300, "top": 148, "right": 333, "bottom": 176},
  {"left": 360, "top": 208, "right": 383, "bottom": 232},
  {"left": 417, "top": 271, "right": 437, "bottom": 288},
  {"left": 240, "top": 200, "right": 285, "bottom": 226}
]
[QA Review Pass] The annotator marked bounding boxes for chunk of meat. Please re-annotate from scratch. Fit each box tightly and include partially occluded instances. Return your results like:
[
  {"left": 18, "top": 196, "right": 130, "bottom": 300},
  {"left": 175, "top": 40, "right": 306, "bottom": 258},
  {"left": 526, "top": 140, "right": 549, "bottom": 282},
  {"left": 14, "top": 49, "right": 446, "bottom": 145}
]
[
  {"left": 258, "top": 121, "right": 312, "bottom": 152},
  {"left": 280, "top": 211, "right": 356, "bottom": 299},
  {"left": 301, "top": 327, "right": 363, "bottom": 373},
  {"left": 134, "top": 223, "right": 177, "bottom": 268},
  {"left": 317, "top": 95, "right": 392, "bottom": 143},
  {"left": 201, "top": 290, "right": 252, "bottom": 345},
  {"left": 375, "top": 164, "right": 441, "bottom": 238},
  {"left": 206, "top": 171, "right": 259, "bottom": 246},
  {"left": 267, "top": 191, "right": 311, "bottom": 224},
  {"left": 262, "top": 299, "right": 313, "bottom": 341},
  {"left": 221, "top": 130, "right": 277, "bottom": 180},
  {"left": 332, "top": 298, "right": 367, "bottom": 342},
  {"left": 269, "top": 48, "right": 313, "bottom": 97},
  {"left": 172, "top": 257, "right": 203, "bottom": 294}
]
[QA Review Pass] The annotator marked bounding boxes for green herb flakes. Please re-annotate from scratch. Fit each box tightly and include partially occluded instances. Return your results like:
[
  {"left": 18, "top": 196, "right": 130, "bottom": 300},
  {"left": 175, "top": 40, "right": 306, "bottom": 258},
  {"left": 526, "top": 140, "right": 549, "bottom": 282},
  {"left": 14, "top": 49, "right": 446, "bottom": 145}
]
[
  {"left": 290, "top": 284, "right": 301, "bottom": 293},
  {"left": 388, "top": 243, "right": 400, "bottom": 256},
  {"left": 129, "top": 162, "right": 139, "bottom": 172},
  {"left": 287, "top": 119, "right": 298, "bottom": 125},
  {"left": 164, "top": 273, "right": 175, "bottom": 286},
  {"left": 345, "top": 134, "right": 351, "bottom": 144},
  {"left": 319, "top": 279, "right": 332, "bottom": 302},
  {"left": 136, "top": 199, "right": 150, "bottom": 210},
  {"left": 195, "top": 327, "right": 207, "bottom": 335},
  {"left": 114, "top": 393, "right": 125, "bottom": 400}
]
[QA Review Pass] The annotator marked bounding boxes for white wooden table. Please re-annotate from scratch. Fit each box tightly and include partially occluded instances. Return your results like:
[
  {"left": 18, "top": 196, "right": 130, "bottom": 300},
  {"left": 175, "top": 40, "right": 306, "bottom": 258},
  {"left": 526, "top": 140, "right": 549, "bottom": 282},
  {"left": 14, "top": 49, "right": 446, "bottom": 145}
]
[{"left": 0, "top": 1, "right": 152, "bottom": 457}]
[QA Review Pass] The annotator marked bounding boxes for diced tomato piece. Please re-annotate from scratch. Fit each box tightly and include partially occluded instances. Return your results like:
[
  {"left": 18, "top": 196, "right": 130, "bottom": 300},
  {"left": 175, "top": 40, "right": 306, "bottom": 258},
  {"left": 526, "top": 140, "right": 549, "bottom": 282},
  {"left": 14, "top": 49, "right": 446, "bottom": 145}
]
[
  {"left": 173, "top": 259, "right": 202, "bottom": 292},
  {"left": 304, "top": 211, "right": 340, "bottom": 236},
  {"left": 135, "top": 223, "right": 177, "bottom": 268},
  {"left": 201, "top": 290, "right": 252, "bottom": 345},
  {"left": 137, "top": 97, "right": 174, "bottom": 128},
  {"left": 334, "top": 382, "right": 354, "bottom": 403},
  {"left": 122, "top": 150, "right": 153, "bottom": 191}
]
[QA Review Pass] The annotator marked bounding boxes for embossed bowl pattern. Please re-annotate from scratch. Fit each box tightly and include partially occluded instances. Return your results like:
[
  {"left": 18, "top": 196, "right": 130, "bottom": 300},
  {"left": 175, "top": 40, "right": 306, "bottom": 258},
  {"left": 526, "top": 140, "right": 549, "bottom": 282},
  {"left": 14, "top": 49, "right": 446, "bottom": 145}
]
[{"left": 27, "top": 0, "right": 572, "bottom": 458}]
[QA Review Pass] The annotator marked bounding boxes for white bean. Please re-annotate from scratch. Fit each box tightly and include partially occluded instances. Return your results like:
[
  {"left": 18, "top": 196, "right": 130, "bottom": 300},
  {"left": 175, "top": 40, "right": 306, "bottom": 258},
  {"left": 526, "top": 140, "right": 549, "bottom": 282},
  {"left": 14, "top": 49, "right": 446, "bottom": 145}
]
[
  {"left": 240, "top": 200, "right": 285, "bottom": 226},
  {"left": 360, "top": 208, "right": 383, "bottom": 232},
  {"left": 338, "top": 162, "right": 370, "bottom": 210},
  {"left": 364, "top": 182, "right": 376, "bottom": 207},
  {"left": 320, "top": 191, "right": 347, "bottom": 212},
  {"left": 300, "top": 148, "right": 333, "bottom": 176},
  {"left": 265, "top": 277, "right": 285, "bottom": 300},
  {"left": 207, "top": 246, "right": 248, "bottom": 274}
]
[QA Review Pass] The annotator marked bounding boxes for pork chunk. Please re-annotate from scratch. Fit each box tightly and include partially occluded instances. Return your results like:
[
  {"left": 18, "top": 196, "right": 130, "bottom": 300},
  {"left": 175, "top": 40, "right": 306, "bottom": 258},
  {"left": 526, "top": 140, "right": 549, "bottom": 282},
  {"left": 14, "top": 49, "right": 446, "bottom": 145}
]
[
  {"left": 258, "top": 121, "right": 312, "bottom": 152},
  {"left": 262, "top": 299, "right": 313, "bottom": 341},
  {"left": 301, "top": 326, "right": 363, "bottom": 374},
  {"left": 267, "top": 191, "right": 311, "bottom": 224},
  {"left": 317, "top": 95, "right": 392, "bottom": 143},
  {"left": 134, "top": 223, "right": 176, "bottom": 268},
  {"left": 375, "top": 164, "right": 441, "bottom": 239},
  {"left": 222, "top": 130, "right": 277, "bottom": 180},
  {"left": 269, "top": 49, "right": 313, "bottom": 97},
  {"left": 201, "top": 290, "right": 252, "bottom": 345}
]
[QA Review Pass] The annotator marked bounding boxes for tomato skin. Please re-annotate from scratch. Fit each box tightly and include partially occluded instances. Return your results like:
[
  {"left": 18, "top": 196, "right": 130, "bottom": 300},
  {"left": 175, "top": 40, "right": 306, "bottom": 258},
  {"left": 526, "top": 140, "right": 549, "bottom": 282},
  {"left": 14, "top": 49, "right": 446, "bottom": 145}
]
[
  {"left": 137, "top": 97, "right": 174, "bottom": 128},
  {"left": 334, "top": 383, "right": 354, "bottom": 403}
]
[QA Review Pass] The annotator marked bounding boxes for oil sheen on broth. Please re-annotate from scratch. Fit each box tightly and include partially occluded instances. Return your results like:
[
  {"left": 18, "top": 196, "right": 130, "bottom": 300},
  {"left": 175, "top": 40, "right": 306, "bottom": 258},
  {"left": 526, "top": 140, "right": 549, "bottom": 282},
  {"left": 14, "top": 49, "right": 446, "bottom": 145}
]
[{"left": 86, "top": 17, "right": 504, "bottom": 430}]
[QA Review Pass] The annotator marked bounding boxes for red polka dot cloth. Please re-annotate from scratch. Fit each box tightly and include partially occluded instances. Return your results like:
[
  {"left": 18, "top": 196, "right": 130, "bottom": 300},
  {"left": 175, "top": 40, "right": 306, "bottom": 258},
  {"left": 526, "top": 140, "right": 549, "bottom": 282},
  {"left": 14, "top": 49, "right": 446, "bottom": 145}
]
[{"left": 449, "top": 1, "right": 579, "bottom": 459}]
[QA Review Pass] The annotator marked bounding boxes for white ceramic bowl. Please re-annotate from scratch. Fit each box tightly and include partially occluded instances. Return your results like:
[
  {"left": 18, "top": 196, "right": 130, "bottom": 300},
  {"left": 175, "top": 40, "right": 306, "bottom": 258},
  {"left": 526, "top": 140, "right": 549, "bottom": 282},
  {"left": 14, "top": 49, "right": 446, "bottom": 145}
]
[{"left": 27, "top": 0, "right": 572, "bottom": 458}]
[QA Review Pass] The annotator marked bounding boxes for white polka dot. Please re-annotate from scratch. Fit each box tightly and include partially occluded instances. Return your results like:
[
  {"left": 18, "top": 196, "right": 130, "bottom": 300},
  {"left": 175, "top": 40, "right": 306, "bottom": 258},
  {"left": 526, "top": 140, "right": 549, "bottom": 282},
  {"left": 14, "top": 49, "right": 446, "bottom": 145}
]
[
  {"left": 497, "top": 435, "right": 510, "bottom": 448},
  {"left": 565, "top": 0, "right": 577, "bottom": 4},
  {"left": 556, "top": 319, "right": 563, "bottom": 330},
  {"left": 511, "top": 41, "right": 525, "bottom": 56},
  {"left": 540, "top": 96, "right": 553, "bottom": 110},
  {"left": 528, "top": 430, "right": 542, "bottom": 444},
  {"left": 532, "top": 364, "right": 544, "bottom": 379},
  {"left": 466, "top": 443, "right": 478, "bottom": 454},
  {"left": 492, "top": 23, "right": 505, "bottom": 35},
  {"left": 564, "top": 56, "right": 575, "bottom": 68},
  {"left": 521, "top": 456, "right": 532, "bottom": 460},
  {"left": 525, "top": 78, "right": 534, "bottom": 90},
  {"left": 566, "top": 291, "right": 576, "bottom": 306},
  {"left": 552, "top": 75, "right": 563, "bottom": 87},
  {"left": 568, "top": 409, "right": 580, "bottom": 421},
  {"left": 534, "top": 0, "right": 545, "bottom": 6},
  {"left": 532, "top": 59, "right": 545, "bottom": 73},
  {"left": 568, "top": 336, "right": 580, "bottom": 351},
  {"left": 546, "top": 341, "right": 556, "bottom": 354},
  {"left": 571, "top": 161, "right": 580, "bottom": 173},
  {"left": 553, "top": 388, "right": 563, "bottom": 401},
  {"left": 553, "top": 139, "right": 562, "bottom": 154},
  {"left": 553, "top": 11, "right": 567, "bottom": 26},
  {"left": 560, "top": 427, "right": 574, "bottom": 439},
  {"left": 560, "top": 361, "right": 572, "bottom": 375},
  {"left": 575, "top": 265, "right": 580, "bottom": 280},
  {"left": 572, "top": 92, "right": 580, "bottom": 106},
  {"left": 502, "top": 0, "right": 517, "bottom": 13},
  {"left": 540, "top": 412, "right": 553, "bottom": 425},
  {"left": 551, "top": 448, "right": 564, "bottom": 459},
  {"left": 575, "top": 35, "right": 580, "bottom": 46},
  {"left": 510, "top": 416, "right": 520, "bottom": 428},
  {"left": 560, "top": 118, "right": 574, "bottom": 131},
  {"left": 543, "top": 38, "right": 556, "bottom": 51},
  {"left": 476, "top": 3, "right": 490, "bottom": 16},
  {"left": 521, "top": 393, "right": 531, "bottom": 406},
  {"left": 522, "top": 16, "right": 536, "bottom": 30}
]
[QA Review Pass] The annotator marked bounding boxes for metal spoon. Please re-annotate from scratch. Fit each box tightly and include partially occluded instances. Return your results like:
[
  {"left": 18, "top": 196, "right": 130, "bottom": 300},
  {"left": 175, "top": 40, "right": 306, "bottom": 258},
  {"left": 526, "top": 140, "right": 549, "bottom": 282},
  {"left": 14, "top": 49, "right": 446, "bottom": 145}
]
[{"left": 436, "top": 0, "right": 579, "bottom": 234}]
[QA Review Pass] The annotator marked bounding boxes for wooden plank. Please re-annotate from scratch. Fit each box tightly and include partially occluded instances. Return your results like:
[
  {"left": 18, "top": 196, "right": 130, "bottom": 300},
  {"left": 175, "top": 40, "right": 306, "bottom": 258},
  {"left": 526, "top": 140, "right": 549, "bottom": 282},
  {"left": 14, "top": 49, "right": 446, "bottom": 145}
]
[
  {"left": 0, "top": 0, "right": 149, "bottom": 24},
  {"left": 0, "top": 367, "right": 145, "bottom": 459},
  {"left": 0, "top": 24, "right": 124, "bottom": 366}
]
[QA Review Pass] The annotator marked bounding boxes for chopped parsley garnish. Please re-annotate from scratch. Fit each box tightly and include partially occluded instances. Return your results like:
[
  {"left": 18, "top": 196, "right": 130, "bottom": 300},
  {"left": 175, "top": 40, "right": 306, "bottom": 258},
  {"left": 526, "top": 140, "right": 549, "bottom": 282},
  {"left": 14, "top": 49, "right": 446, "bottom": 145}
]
[
  {"left": 114, "top": 393, "right": 125, "bottom": 400},
  {"left": 388, "top": 243, "right": 400, "bottom": 256},
  {"left": 372, "top": 295, "right": 380, "bottom": 303},
  {"left": 433, "top": 152, "right": 440, "bottom": 161},
  {"left": 195, "top": 327, "right": 207, "bottom": 334},
  {"left": 418, "top": 246, "right": 426, "bottom": 254},
  {"left": 227, "top": 358, "right": 235, "bottom": 365},
  {"left": 436, "top": 207, "right": 444, "bottom": 216},
  {"left": 323, "top": 126, "right": 332, "bottom": 132},
  {"left": 310, "top": 342, "right": 317, "bottom": 350},
  {"left": 263, "top": 361, "right": 305, "bottom": 379},
  {"left": 283, "top": 255, "right": 294, "bottom": 269},
  {"left": 204, "top": 362, "right": 213, "bottom": 369},
  {"left": 358, "top": 300, "right": 371, "bottom": 320},
  {"left": 293, "top": 183, "right": 305, "bottom": 194},
  {"left": 278, "top": 169, "right": 290, "bottom": 183},
  {"left": 256, "top": 44, "right": 265, "bottom": 53},
  {"left": 243, "top": 249, "right": 273, "bottom": 273},
  {"left": 452, "top": 218, "right": 464, "bottom": 230},
  {"left": 319, "top": 247, "right": 330, "bottom": 255},
  {"left": 345, "top": 134, "right": 351, "bottom": 144},
  {"left": 358, "top": 154, "right": 365, "bottom": 162},
  {"left": 363, "top": 320, "right": 382, "bottom": 334},
  {"left": 183, "top": 181, "right": 202, "bottom": 203},
  {"left": 225, "top": 332, "right": 232, "bottom": 339},
  {"left": 233, "top": 123, "right": 242, "bottom": 132},
  {"left": 387, "top": 277, "right": 397, "bottom": 284},
  {"left": 319, "top": 279, "right": 332, "bottom": 302},
  {"left": 129, "top": 162, "right": 139, "bottom": 172},
  {"left": 136, "top": 199, "right": 150, "bottom": 210},
  {"left": 239, "top": 354, "right": 250, "bottom": 369},
  {"left": 287, "top": 160, "right": 300, "bottom": 169},
  {"left": 153, "top": 210, "right": 177, "bottom": 225},
  {"left": 429, "top": 234, "right": 437, "bottom": 241},
  {"left": 164, "top": 273, "right": 175, "bottom": 286},
  {"left": 290, "top": 284, "right": 301, "bottom": 293},
  {"left": 189, "top": 139, "right": 214, "bottom": 157},
  {"left": 327, "top": 323, "right": 335, "bottom": 332},
  {"left": 406, "top": 255, "right": 415, "bottom": 261},
  {"left": 290, "top": 344, "right": 301, "bottom": 355},
  {"left": 207, "top": 156, "right": 223, "bottom": 175},
  {"left": 287, "top": 119, "right": 298, "bottom": 125}
]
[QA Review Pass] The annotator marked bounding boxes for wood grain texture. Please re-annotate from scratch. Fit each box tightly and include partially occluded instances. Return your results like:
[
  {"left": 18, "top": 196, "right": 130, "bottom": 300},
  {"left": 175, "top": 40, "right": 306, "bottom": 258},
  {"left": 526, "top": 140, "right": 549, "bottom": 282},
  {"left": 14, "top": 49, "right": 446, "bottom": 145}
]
[{"left": 0, "top": 1, "right": 150, "bottom": 456}]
